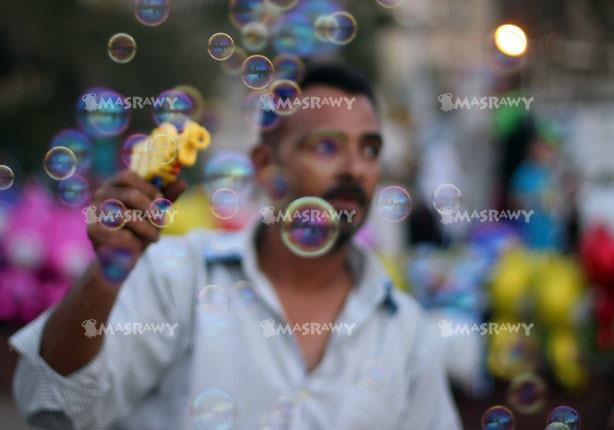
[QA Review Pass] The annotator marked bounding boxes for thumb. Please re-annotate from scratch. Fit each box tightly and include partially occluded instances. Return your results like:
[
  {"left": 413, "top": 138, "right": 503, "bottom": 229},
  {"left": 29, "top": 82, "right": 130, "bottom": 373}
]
[{"left": 161, "top": 179, "right": 188, "bottom": 202}]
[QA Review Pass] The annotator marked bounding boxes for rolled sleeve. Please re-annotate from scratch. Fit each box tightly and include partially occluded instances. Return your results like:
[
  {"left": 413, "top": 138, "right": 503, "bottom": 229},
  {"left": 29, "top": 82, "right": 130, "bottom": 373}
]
[{"left": 9, "top": 237, "right": 192, "bottom": 429}]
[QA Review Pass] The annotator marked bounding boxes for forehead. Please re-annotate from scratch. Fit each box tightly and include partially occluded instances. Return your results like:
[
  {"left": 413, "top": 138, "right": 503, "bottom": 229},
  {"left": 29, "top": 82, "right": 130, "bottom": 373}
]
[{"left": 280, "top": 84, "right": 380, "bottom": 138}]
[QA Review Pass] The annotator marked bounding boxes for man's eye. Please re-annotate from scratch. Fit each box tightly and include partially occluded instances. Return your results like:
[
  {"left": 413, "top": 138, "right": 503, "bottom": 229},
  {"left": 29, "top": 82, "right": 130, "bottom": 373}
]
[
  {"left": 363, "top": 144, "right": 380, "bottom": 159},
  {"left": 313, "top": 138, "right": 338, "bottom": 155}
]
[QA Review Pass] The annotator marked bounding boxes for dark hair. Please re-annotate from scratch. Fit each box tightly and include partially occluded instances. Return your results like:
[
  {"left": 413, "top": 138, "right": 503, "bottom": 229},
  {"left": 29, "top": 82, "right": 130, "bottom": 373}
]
[{"left": 259, "top": 62, "right": 376, "bottom": 145}]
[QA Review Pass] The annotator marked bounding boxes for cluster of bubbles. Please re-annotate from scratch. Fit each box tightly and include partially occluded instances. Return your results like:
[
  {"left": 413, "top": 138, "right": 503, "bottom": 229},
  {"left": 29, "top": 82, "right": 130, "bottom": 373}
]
[
  {"left": 376, "top": 185, "right": 412, "bottom": 223},
  {"left": 107, "top": 33, "right": 137, "bottom": 63},
  {"left": 191, "top": 388, "right": 236, "bottom": 430},
  {"left": 280, "top": 196, "right": 340, "bottom": 258},
  {"left": 481, "top": 405, "right": 515, "bottom": 430},
  {"left": 0, "top": 165, "right": 15, "bottom": 190}
]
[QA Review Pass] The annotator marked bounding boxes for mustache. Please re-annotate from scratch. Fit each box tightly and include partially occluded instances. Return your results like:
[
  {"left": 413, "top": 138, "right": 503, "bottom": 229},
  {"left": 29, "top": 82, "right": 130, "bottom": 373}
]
[{"left": 322, "top": 183, "right": 367, "bottom": 207}]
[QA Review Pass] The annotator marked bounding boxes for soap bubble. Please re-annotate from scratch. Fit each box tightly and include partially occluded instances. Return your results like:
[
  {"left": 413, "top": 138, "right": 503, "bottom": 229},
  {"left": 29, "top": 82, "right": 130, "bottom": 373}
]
[
  {"left": 98, "top": 247, "right": 134, "bottom": 284},
  {"left": 241, "top": 55, "right": 275, "bottom": 89},
  {"left": 58, "top": 175, "right": 90, "bottom": 207},
  {"left": 50, "top": 129, "right": 93, "bottom": 172},
  {"left": 506, "top": 373, "right": 546, "bottom": 415},
  {"left": 229, "top": 0, "right": 266, "bottom": 29},
  {"left": 98, "top": 199, "right": 127, "bottom": 230},
  {"left": 280, "top": 196, "right": 339, "bottom": 258},
  {"left": 547, "top": 406, "right": 580, "bottom": 430},
  {"left": 481, "top": 405, "right": 515, "bottom": 430},
  {"left": 44, "top": 146, "right": 78, "bottom": 180},
  {"left": 153, "top": 89, "right": 193, "bottom": 131},
  {"left": 107, "top": 33, "right": 137, "bottom": 63},
  {"left": 376, "top": 0, "right": 405, "bottom": 8},
  {"left": 376, "top": 185, "right": 412, "bottom": 223},
  {"left": 192, "top": 388, "right": 236, "bottom": 430},
  {"left": 273, "top": 53, "right": 305, "bottom": 82},
  {"left": 325, "top": 11, "right": 357, "bottom": 45},
  {"left": 242, "top": 21, "right": 269, "bottom": 52},
  {"left": 77, "top": 87, "right": 131, "bottom": 137},
  {"left": 147, "top": 198, "right": 175, "bottom": 228},
  {"left": 208, "top": 33, "right": 236, "bottom": 61},
  {"left": 203, "top": 150, "right": 255, "bottom": 195},
  {"left": 197, "top": 284, "right": 231, "bottom": 317},
  {"left": 134, "top": 0, "right": 171, "bottom": 26},
  {"left": 266, "top": 0, "right": 299, "bottom": 11},
  {"left": 121, "top": 133, "right": 149, "bottom": 167},
  {"left": 210, "top": 188, "right": 241, "bottom": 220},
  {"left": 432, "top": 183, "right": 462, "bottom": 215},
  {"left": 0, "top": 165, "right": 15, "bottom": 190}
]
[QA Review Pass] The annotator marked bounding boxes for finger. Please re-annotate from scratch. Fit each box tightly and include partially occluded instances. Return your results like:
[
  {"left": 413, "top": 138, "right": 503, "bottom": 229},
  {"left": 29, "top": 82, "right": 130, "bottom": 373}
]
[
  {"left": 110, "top": 187, "right": 153, "bottom": 213},
  {"left": 161, "top": 179, "right": 187, "bottom": 202},
  {"left": 123, "top": 218, "right": 161, "bottom": 244},
  {"left": 111, "top": 170, "right": 162, "bottom": 201}
]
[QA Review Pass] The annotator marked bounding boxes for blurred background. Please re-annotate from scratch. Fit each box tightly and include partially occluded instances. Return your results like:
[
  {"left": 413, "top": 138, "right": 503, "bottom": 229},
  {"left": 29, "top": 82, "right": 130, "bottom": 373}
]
[{"left": 1, "top": 0, "right": 614, "bottom": 428}]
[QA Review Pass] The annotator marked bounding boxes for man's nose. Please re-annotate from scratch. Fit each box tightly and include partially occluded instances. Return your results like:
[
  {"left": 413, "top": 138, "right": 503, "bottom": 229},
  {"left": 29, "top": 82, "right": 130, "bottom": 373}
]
[{"left": 337, "top": 143, "right": 366, "bottom": 181}]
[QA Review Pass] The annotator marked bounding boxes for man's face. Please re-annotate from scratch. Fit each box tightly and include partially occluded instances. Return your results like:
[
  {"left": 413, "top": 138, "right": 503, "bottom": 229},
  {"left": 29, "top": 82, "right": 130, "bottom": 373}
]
[{"left": 254, "top": 84, "right": 382, "bottom": 243}]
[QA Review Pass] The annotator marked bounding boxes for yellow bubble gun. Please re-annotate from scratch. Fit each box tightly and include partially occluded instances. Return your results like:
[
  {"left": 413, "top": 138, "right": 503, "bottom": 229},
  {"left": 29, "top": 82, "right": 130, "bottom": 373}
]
[{"left": 130, "top": 120, "right": 211, "bottom": 187}]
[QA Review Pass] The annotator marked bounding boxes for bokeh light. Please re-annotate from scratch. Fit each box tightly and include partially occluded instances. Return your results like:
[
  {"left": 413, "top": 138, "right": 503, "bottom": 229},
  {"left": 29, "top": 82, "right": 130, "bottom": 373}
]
[{"left": 494, "top": 24, "right": 528, "bottom": 57}]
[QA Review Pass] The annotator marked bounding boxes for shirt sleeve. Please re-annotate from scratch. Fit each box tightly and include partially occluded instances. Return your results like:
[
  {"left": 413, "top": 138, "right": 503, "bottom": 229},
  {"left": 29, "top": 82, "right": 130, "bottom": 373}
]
[
  {"left": 9, "top": 237, "right": 193, "bottom": 430},
  {"left": 399, "top": 311, "right": 463, "bottom": 430}
]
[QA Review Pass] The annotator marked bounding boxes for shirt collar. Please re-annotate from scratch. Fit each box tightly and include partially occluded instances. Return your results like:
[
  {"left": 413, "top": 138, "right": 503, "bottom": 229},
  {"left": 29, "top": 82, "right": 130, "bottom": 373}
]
[{"left": 213, "top": 219, "right": 398, "bottom": 321}]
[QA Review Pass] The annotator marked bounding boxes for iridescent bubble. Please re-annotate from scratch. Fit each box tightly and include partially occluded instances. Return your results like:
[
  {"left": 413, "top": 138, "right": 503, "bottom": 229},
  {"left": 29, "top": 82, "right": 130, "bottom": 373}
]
[
  {"left": 243, "top": 91, "right": 281, "bottom": 132},
  {"left": 259, "top": 164, "right": 293, "bottom": 202},
  {"left": 268, "top": 79, "right": 302, "bottom": 116},
  {"left": 547, "top": 406, "right": 580, "bottom": 430},
  {"left": 272, "top": 13, "right": 314, "bottom": 56},
  {"left": 44, "top": 146, "right": 78, "bottom": 180},
  {"left": 325, "top": 11, "right": 357, "bottom": 45},
  {"left": 314, "top": 14, "right": 337, "bottom": 42},
  {"left": 234, "top": 280, "right": 256, "bottom": 304},
  {"left": 77, "top": 87, "right": 131, "bottom": 137},
  {"left": 273, "top": 53, "right": 305, "bottom": 82},
  {"left": 147, "top": 197, "right": 175, "bottom": 228},
  {"left": 280, "top": 196, "right": 339, "bottom": 258},
  {"left": 107, "top": 33, "right": 137, "bottom": 63},
  {"left": 134, "top": 0, "right": 171, "bottom": 26},
  {"left": 545, "top": 423, "right": 570, "bottom": 430},
  {"left": 98, "top": 199, "right": 127, "bottom": 230},
  {"left": 174, "top": 85, "right": 206, "bottom": 122},
  {"left": 153, "top": 89, "right": 194, "bottom": 131},
  {"left": 210, "top": 188, "right": 241, "bottom": 220},
  {"left": 50, "top": 129, "right": 93, "bottom": 172},
  {"left": 358, "top": 357, "right": 390, "bottom": 391},
  {"left": 376, "top": 0, "right": 406, "bottom": 8},
  {"left": 198, "top": 285, "right": 231, "bottom": 317},
  {"left": 506, "top": 373, "right": 546, "bottom": 415},
  {"left": 481, "top": 405, "right": 515, "bottom": 430},
  {"left": 203, "top": 150, "right": 255, "bottom": 195},
  {"left": 191, "top": 388, "right": 236, "bottom": 430},
  {"left": 266, "top": 0, "right": 299, "bottom": 11},
  {"left": 432, "top": 183, "right": 462, "bottom": 215},
  {"left": 242, "top": 21, "right": 269, "bottom": 52},
  {"left": 241, "top": 55, "right": 275, "bottom": 90},
  {"left": 58, "top": 175, "right": 90, "bottom": 207},
  {"left": 208, "top": 33, "right": 236, "bottom": 61},
  {"left": 376, "top": 185, "right": 412, "bottom": 223},
  {"left": 229, "top": 0, "right": 266, "bottom": 29},
  {"left": 147, "top": 133, "right": 179, "bottom": 165},
  {"left": 222, "top": 46, "right": 248, "bottom": 76},
  {"left": 121, "top": 133, "right": 149, "bottom": 167},
  {"left": 98, "top": 247, "right": 134, "bottom": 284},
  {"left": 0, "top": 165, "right": 15, "bottom": 190}
]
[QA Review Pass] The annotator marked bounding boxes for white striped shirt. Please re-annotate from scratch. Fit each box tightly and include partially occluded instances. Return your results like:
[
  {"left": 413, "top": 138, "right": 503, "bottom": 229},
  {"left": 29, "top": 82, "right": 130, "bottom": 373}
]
[{"left": 10, "top": 222, "right": 462, "bottom": 429}]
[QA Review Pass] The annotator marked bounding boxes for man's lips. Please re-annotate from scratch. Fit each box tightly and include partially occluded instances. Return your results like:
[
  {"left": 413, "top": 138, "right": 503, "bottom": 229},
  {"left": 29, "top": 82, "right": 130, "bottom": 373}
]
[{"left": 327, "top": 195, "right": 364, "bottom": 211}]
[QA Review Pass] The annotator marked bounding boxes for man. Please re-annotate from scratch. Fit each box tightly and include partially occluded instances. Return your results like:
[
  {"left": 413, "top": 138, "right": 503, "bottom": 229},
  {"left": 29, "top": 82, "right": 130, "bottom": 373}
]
[{"left": 10, "top": 63, "right": 461, "bottom": 429}]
